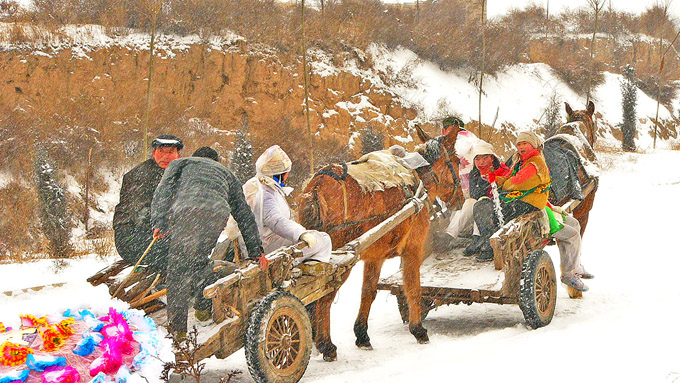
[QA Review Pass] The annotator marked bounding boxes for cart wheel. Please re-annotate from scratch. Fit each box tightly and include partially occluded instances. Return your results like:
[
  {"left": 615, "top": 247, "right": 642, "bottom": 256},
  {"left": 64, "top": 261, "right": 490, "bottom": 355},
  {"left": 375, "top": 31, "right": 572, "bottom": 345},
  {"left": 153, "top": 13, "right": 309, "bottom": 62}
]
[
  {"left": 396, "top": 292, "right": 434, "bottom": 323},
  {"left": 519, "top": 250, "right": 557, "bottom": 329},
  {"left": 245, "top": 291, "right": 313, "bottom": 383}
]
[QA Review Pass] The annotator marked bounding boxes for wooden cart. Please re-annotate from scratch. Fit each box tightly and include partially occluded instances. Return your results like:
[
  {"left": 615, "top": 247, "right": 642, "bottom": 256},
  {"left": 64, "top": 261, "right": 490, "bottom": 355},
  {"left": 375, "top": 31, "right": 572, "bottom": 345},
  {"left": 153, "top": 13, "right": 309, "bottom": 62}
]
[
  {"left": 89, "top": 185, "right": 430, "bottom": 383},
  {"left": 377, "top": 179, "right": 597, "bottom": 329}
]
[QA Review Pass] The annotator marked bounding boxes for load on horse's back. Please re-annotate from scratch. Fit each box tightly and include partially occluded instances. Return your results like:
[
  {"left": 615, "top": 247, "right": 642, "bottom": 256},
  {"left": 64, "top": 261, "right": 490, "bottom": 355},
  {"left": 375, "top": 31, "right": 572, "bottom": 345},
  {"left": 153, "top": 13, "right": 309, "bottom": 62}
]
[
  {"left": 544, "top": 101, "right": 599, "bottom": 236},
  {"left": 297, "top": 122, "right": 464, "bottom": 361}
]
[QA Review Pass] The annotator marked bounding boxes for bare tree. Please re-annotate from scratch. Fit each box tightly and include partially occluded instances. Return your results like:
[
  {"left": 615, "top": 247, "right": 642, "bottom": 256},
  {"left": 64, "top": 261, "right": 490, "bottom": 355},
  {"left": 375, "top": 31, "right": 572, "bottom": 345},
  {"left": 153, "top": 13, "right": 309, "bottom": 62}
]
[
  {"left": 478, "top": 0, "right": 487, "bottom": 139},
  {"left": 652, "top": 0, "right": 679, "bottom": 149},
  {"left": 585, "top": 0, "right": 606, "bottom": 104},
  {"left": 141, "top": 0, "right": 163, "bottom": 160},
  {"left": 301, "top": 0, "right": 314, "bottom": 174},
  {"left": 545, "top": 0, "right": 549, "bottom": 38}
]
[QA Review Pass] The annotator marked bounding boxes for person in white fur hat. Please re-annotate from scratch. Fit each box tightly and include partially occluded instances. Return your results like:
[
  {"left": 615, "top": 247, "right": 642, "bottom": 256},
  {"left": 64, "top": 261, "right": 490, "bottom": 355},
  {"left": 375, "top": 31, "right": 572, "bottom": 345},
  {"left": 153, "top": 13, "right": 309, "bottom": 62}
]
[
  {"left": 445, "top": 141, "right": 510, "bottom": 251},
  {"left": 228, "top": 145, "right": 332, "bottom": 265}
]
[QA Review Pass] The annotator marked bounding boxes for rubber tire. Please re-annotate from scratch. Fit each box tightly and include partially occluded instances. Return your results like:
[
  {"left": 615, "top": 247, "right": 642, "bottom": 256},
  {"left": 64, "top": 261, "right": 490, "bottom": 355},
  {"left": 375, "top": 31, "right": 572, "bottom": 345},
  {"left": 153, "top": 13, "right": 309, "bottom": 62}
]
[
  {"left": 519, "top": 250, "right": 557, "bottom": 329},
  {"left": 396, "top": 292, "right": 434, "bottom": 323},
  {"left": 245, "top": 291, "right": 313, "bottom": 383}
]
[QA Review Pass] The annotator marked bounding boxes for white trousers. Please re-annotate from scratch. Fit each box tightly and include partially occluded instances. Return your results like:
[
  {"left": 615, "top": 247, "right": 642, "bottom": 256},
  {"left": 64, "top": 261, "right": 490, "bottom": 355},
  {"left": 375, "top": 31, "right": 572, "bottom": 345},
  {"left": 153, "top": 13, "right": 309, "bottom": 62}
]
[
  {"left": 263, "top": 230, "right": 332, "bottom": 264},
  {"left": 445, "top": 198, "right": 479, "bottom": 238},
  {"left": 552, "top": 214, "right": 585, "bottom": 278}
]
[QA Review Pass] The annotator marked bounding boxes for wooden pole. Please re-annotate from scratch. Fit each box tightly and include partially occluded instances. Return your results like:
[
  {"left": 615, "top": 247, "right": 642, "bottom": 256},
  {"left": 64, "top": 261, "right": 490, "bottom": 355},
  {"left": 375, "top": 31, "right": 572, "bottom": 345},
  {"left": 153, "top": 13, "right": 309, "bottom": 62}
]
[
  {"left": 112, "top": 237, "right": 158, "bottom": 299},
  {"left": 301, "top": 0, "right": 314, "bottom": 175}
]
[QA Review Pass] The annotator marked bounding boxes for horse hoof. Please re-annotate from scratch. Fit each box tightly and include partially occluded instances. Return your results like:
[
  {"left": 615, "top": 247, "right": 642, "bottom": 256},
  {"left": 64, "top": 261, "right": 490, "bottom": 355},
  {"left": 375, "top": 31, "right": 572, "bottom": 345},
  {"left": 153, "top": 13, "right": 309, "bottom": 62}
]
[
  {"left": 357, "top": 344, "right": 373, "bottom": 351},
  {"left": 322, "top": 353, "right": 337, "bottom": 362},
  {"left": 410, "top": 324, "right": 429, "bottom": 344}
]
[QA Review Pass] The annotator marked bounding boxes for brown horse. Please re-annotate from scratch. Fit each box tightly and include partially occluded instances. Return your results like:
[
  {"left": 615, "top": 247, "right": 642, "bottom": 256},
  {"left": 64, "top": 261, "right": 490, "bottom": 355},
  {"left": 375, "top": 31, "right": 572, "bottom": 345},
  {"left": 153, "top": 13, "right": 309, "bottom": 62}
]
[
  {"left": 298, "top": 124, "right": 464, "bottom": 361},
  {"left": 550, "top": 101, "right": 598, "bottom": 236}
]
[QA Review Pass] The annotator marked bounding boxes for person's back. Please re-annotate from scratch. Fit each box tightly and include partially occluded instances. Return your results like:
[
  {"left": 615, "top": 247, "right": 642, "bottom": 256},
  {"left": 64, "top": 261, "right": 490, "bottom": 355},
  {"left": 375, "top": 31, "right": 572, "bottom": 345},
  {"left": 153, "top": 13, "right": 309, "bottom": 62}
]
[
  {"left": 165, "top": 157, "right": 235, "bottom": 215},
  {"left": 150, "top": 147, "right": 263, "bottom": 336}
]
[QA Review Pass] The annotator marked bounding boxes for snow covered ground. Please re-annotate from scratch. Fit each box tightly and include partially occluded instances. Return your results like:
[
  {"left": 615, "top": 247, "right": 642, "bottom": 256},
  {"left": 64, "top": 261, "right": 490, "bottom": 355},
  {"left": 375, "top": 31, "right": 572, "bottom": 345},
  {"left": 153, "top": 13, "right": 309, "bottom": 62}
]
[{"left": 2, "top": 148, "right": 679, "bottom": 383}]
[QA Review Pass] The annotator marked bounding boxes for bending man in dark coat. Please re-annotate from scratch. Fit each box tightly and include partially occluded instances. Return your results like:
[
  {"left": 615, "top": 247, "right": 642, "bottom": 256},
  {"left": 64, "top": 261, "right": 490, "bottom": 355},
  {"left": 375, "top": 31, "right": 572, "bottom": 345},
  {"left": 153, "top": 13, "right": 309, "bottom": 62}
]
[
  {"left": 151, "top": 146, "right": 265, "bottom": 335},
  {"left": 113, "top": 134, "right": 183, "bottom": 271}
]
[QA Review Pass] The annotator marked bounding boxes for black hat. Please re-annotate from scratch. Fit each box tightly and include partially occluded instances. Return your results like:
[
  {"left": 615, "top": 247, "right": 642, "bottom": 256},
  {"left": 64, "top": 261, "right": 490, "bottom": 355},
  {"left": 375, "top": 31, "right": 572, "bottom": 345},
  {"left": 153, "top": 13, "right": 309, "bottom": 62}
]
[
  {"left": 151, "top": 134, "right": 184, "bottom": 150},
  {"left": 442, "top": 116, "right": 464, "bottom": 129},
  {"left": 192, "top": 146, "right": 219, "bottom": 161}
]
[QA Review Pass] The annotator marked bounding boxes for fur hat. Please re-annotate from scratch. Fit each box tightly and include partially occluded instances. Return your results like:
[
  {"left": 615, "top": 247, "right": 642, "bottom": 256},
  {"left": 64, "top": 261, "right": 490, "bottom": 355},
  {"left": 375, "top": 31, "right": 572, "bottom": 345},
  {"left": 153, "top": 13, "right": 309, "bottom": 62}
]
[
  {"left": 256, "top": 145, "right": 292, "bottom": 176},
  {"left": 516, "top": 131, "right": 544, "bottom": 149},
  {"left": 151, "top": 134, "right": 184, "bottom": 150},
  {"left": 192, "top": 146, "right": 219, "bottom": 161},
  {"left": 442, "top": 116, "right": 465, "bottom": 129},
  {"left": 471, "top": 141, "right": 498, "bottom": 160}
]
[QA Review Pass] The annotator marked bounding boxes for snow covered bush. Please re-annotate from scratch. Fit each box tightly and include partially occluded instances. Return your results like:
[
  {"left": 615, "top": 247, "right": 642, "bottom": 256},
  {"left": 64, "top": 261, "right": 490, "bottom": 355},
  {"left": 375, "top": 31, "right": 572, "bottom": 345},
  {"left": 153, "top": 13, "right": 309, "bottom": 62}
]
[
  {"left": 620, "top": 64, "right": 637, "bottom": 152},
  {"left": 33, "top": 146, "right": 73, "bottom": 258}
]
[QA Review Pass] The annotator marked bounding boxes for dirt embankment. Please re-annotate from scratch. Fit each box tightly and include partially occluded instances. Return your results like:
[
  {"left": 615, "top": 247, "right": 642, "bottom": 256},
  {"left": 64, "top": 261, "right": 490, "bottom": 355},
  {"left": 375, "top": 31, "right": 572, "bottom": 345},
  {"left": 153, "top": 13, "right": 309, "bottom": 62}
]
[{"left": 1, "top": 41, "right": 426, "bottom": 160}]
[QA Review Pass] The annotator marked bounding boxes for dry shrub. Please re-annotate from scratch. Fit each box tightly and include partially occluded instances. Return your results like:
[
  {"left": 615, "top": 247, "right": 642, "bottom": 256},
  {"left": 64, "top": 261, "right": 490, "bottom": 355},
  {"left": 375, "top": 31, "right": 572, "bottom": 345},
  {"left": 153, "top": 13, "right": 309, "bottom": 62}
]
[
  {"left": 636, "top": 74, "right": 679, "bottom": 107},
  {"left": 0, "top": 182, "right": 41, "bottom": 261}
]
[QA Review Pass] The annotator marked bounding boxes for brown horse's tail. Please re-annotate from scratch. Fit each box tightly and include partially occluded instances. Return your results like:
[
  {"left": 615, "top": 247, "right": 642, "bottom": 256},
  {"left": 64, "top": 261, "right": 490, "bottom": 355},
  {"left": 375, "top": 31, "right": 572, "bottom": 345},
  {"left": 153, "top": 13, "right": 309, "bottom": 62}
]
[{"left": 298, "top": 177, "right": 324, "bottom": 231}]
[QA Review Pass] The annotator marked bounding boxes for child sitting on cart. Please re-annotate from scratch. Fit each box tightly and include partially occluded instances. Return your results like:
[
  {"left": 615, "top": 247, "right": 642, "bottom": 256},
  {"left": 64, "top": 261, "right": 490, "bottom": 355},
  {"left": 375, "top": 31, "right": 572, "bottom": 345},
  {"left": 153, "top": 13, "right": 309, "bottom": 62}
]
[{"left": 471, "top": 131, "right": 551, "bottom": 262}]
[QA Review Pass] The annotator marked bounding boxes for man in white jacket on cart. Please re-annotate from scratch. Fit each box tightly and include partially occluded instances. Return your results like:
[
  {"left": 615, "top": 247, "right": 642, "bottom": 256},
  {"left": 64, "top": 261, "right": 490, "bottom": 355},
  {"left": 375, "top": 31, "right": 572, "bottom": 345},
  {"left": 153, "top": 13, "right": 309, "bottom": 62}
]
[{"left": 228, "top": 145, "right": 332, "bottom": 267}]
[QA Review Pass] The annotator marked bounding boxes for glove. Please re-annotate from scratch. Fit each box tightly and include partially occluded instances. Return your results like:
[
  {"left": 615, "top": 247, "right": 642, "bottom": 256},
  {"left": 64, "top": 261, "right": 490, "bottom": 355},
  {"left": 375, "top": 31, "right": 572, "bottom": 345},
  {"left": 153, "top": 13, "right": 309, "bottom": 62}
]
[
  {"left": 299, "top": 232, "right": 318, "bottom": 248},
  {"left": 551, "top": 205, "right": 566, "bottom": 215},
  {"left": 153, "top": 228, "right": 165, "bottom": 239}
]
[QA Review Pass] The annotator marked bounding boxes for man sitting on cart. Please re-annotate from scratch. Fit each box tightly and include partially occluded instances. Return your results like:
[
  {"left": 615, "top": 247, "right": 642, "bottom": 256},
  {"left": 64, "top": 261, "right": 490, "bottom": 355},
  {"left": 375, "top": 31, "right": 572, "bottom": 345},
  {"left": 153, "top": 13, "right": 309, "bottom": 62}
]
[
  {"left": 472, "top": 131, "right": 550, "bottom": 262},
  {"left": 113, "top": 134, "right": 183, "bottom": 273},
  {"left": 227, "top": 145, "right": 332, "bottom": 270}
]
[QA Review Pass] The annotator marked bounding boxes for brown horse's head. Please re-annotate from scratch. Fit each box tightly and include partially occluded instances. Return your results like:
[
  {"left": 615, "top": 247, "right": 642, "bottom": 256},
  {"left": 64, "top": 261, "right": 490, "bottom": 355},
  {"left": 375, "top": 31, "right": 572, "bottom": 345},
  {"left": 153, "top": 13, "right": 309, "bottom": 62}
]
[
  {"left": 414, "top": 124, "right": 464, "bottom": 210},
  {"left": 565, "top": 101, "right": 596, "bottom": 147}
]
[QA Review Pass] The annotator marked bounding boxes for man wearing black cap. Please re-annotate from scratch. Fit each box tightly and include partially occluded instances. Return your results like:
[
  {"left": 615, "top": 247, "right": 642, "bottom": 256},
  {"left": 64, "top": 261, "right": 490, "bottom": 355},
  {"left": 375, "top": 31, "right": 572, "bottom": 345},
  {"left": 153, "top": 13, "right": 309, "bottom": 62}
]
[{"left": 113, "top": 134, "right": 183, "bottom": 271}]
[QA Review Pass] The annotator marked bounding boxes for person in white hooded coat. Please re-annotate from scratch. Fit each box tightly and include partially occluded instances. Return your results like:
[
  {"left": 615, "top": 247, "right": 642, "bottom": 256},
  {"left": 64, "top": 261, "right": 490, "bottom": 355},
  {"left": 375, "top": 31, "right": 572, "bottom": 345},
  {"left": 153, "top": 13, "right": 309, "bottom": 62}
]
[{"left": 228, "top": 145, "right": 332, "bottom": 264}]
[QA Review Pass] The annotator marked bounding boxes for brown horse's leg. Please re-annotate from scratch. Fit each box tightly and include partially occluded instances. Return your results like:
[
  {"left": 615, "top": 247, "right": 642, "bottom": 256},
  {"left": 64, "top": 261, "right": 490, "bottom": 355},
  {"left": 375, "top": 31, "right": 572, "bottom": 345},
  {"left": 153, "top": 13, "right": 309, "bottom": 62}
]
[
  {"left": 312, "top": 291, "right": 339, "bottom": 361},
  {"left": 310, "top": 268, "right": 351, "bottom": 362},
  {"left": 573, "top": 190, "right": 596, "bottom": 237},
  {"left": 401, "top": 236, "right": 429, "bottom": 344},
  {"left": 354, "top": 258, "right": 385, "bottom": 350}
]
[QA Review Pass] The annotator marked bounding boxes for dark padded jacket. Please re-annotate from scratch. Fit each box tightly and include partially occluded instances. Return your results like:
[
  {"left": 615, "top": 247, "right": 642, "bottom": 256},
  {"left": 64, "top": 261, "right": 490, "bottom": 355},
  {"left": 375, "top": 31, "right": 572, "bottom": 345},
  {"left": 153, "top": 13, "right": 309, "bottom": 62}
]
[
  {"left": 113, "top": 159, "right": 164, "bottom": 232},
  {"left": 469, "top": 157, "right": 508, "bottom": 200},
  {"left": 150, "top": 157, "right": 262, "bottom": 258}
]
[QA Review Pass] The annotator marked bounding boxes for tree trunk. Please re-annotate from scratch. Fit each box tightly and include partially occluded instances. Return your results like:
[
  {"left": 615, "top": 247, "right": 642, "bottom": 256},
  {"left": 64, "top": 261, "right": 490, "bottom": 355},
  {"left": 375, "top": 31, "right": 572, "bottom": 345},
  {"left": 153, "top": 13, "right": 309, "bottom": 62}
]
[
  {"left": 84, "top": 147, "right": 92, "bottom": 234},
  {"left": 301, "top": 0, "right": 314, "bottom": 174},
  {"left": 478, "top": 0, "right": 486, "bottom": 139},
  {"left": 143, "top": 7, "right": 158, "bottom": 160}
]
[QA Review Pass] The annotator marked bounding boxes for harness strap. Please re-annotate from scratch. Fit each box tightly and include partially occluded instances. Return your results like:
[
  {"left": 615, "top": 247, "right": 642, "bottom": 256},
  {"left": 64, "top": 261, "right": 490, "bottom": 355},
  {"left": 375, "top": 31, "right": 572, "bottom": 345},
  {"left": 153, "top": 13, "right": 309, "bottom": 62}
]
[
  {"left": 316, "top": 163, "right": 348, "bottom": 181},
  {"left": 500, "top": 182, "right": 551, "bottom": 203}
]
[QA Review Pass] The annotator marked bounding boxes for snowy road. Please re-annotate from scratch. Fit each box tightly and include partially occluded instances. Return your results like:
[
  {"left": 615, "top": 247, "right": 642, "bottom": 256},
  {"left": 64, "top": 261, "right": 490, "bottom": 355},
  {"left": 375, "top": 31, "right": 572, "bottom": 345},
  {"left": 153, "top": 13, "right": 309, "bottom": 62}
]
[{"left": 2, "top": 149, "right": 679, "bottom": 383}]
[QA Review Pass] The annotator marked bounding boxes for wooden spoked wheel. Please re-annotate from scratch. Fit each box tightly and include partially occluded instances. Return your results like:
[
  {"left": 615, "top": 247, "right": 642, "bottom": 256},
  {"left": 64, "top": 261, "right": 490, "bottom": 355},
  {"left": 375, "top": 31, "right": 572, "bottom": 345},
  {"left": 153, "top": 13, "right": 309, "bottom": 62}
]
[
  {"left": 519, "top": 250, "right": 557, "bottom": 329},
  {"left": 246, "top": 291, "right": 312, "bottom": 383},
  {"left": 265, "top": 308, "right": 304, "bottom": 370},
  {"left": 535, "top": 266, "right": 555, "bottom": 316}
]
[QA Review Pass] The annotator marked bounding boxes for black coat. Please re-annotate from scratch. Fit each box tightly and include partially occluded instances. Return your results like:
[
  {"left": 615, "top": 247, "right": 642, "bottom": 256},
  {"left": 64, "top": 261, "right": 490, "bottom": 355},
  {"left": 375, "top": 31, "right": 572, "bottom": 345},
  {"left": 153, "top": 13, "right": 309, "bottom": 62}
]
[
  {"left": 468, "top": 157, "right": 503, "bottom": 200},
  {"left": 150, "top": 157, "right": 263, "bottom": 258},
  {"left": 113, "top": 159, "right": 164, "bottom": 232}
]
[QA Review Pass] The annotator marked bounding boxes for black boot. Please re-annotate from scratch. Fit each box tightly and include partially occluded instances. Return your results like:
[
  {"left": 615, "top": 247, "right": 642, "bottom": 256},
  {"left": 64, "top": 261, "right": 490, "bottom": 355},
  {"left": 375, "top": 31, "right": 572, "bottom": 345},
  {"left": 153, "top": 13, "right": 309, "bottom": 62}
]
[
  {"left": 463, "top": 235, "right": 484, "bottom": 257},
  {"left": 475, "top": 241, "right": 494, "bottom": 262}
]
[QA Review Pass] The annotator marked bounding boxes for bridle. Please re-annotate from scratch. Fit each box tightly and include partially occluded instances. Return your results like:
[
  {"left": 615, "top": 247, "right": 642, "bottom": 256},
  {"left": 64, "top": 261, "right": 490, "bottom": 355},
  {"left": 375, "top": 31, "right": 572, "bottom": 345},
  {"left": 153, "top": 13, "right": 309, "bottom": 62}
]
[
  {"left": 419, "top": 139, "right": 460, "bottom": 190},
  {"left": 567, "top": 112, "right": 596, "bottom": 146}
]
